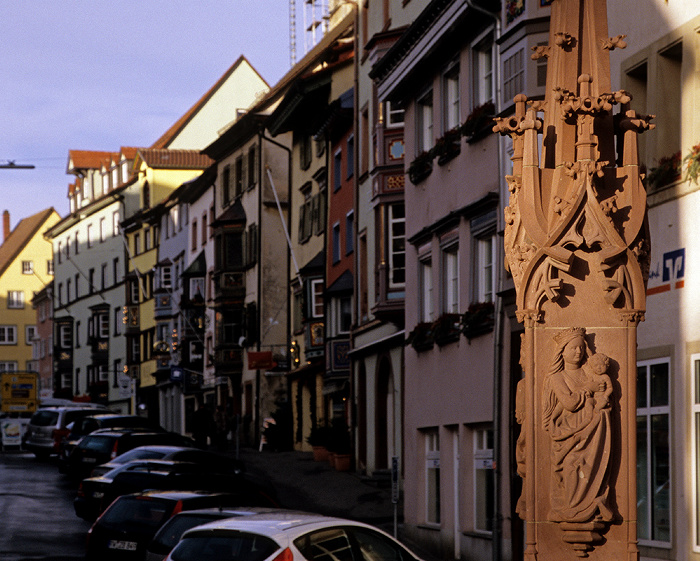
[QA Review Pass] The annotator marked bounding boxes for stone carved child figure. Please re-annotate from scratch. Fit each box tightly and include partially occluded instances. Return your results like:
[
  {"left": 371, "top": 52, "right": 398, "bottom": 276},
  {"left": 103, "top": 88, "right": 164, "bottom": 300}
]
[
  {"left": 586, "top": 353, "right": 613, "bottom": 411},
  {"left": 542, "top": 327, "right": 614, "bottom": 524}
]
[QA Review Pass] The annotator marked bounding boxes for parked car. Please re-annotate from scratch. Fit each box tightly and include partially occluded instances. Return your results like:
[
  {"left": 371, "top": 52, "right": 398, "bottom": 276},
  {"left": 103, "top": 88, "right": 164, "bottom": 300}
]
[
  {"left": 145, "top": 507, "right": 280, "bottom": 561},
  {"left": 85, "top": 491, "right": 272, "bottom": 560},
  {"left": 75, "top": 459, "right": 278, "bottom": 521},
  {"left": 88, "top": 445, "right": 198, "bottom": 478},
  {"left": 65, "top": 429, "right": 196, "bottom": 480},
  {"left": 23, "top": 404, "right": 110, "bottom": 459},
  {"left": 89, "top": 445, "right": 244, "bottom": 478},
  {"left": 58, "top": 415, "right": 164, "bottom": 474},
  {"left": 164, "top": 511, "right": 424, "bottom": 561}
]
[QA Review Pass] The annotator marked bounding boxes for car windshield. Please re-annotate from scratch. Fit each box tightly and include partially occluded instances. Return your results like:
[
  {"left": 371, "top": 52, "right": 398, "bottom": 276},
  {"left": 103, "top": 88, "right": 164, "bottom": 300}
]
[
  {"left": 100, "top": 497, "right": 174, "bottom": 530},
  {"left": 152, "top": 514, "right": 223, "bottom": 551},
  {"left": 171, "top": 533, "right": 279, "bottom": 561},
  {"left": 30, "top": 410, "right": 59, "bottom": 427},
  {"left": 80, "top": 435, "right": 115, "bottom": 453},
  {"left": 113, "top": 448, "right": 169, "bottom": 464}
]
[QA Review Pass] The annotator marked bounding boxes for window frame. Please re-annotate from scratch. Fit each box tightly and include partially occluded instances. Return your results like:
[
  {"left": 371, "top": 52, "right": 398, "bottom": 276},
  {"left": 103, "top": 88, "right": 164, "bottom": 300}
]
[
  {"left": 388, "top": 203, "right": 406, "bottom": 289},
  {"left": 419, "top": 254, "right": 433, "bottom": 324},
  {"left": 416, "top": 88, "right": 434, "bottom": 155},
  {"left": 425, "top": 428, "right": 441, "bottom": 525},
  {"left": 442, "top": 60, "right": 461, "bottom": 133},
  {"left": 441, "top": 238, "right": 459, "bottom": 314},
  {"left": 474, "top": 427, "right": 495, "bottom": 534},
  {"left": 472, "top": 30, "right": 495, "bottom": 108},
  {"left": 637, "top": 356, "right": 671, "bottom": 546},
  {"left": 7, "top": 290, "right": 24, "bottom": 309},
  {"left": 0, "top": 325, "right": 17, "bottom": 345}
]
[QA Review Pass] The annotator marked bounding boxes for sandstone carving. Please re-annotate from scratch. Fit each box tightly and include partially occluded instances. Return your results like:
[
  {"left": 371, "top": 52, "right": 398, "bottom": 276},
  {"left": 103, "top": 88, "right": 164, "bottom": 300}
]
[{"left": 495, "top": 0, "right": 650, "bottom": 558}]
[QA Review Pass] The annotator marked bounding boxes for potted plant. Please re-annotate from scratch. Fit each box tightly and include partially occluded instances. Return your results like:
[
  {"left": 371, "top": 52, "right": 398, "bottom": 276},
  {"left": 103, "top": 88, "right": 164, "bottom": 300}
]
[
  {"left": 684, "top": 143, "right": 700, "bottom": 184},
  {"left": 645, "top": 151, "right": 681, "bottom": 191},
  {"left": 461, "top": 301, "right": 495, "bottom": 340},
  {"left": 461, "top": 101, "right": 496, "bottom": 140},
  {"left": 407, "top": 151, "right": 434, "bottom": 184},
  {"left": 433, "top": 313, "right": 462, "bottom": 346},
  {"left": 406, "top": 321, "right": 435, "bottom": 352},
  {"left": 433, "top": 127, "right": 462, "bottom": 165},
  {"left": 307, "top": 424, "right": 331, "bottom": 462},
  {"left": 327, "top": 419, "right": 352, "bottom": 472}
]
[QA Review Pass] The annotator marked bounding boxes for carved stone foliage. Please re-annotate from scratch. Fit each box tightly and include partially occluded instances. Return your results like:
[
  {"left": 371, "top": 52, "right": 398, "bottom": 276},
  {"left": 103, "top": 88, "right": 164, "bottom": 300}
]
[{"left": 495, "top": 83, "right": 651, "bottom": 325}]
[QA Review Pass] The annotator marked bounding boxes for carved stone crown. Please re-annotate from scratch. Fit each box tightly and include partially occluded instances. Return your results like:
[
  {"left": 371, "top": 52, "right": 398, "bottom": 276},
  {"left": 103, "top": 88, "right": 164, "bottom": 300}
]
[{"left": 553, "top": 326, "right": 586, "bottom": 345}]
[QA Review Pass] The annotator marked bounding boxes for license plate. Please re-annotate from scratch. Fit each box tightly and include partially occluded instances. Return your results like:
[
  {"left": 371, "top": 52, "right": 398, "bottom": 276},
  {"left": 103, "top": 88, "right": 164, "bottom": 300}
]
[
  {"left": 82, "top": 457, "right": 97, "bottom": 463},
  {"left": 92, "top": 491, "right": 104, "bottom": 498},
  {"left": 107, "top": 540, "right": 138, "bottom": 551}
]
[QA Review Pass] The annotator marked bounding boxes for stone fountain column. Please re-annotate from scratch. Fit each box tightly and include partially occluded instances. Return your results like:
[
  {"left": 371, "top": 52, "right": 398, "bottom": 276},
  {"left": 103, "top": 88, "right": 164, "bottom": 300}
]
[{"left": 494, "top": 0, "right": 653, "bottom": 558}]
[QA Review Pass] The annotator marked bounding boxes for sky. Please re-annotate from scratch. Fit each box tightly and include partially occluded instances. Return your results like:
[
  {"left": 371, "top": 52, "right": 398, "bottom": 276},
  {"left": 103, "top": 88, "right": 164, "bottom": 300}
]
[{"left": 0, "top": 1, "right": 297, "bottom": 230}]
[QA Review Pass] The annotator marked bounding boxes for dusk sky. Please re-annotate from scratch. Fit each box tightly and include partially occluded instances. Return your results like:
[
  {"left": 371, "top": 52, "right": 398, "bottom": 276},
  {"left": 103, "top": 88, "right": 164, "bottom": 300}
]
[{"left": 0, "top": 1, "right": 295, "bottom": 229}]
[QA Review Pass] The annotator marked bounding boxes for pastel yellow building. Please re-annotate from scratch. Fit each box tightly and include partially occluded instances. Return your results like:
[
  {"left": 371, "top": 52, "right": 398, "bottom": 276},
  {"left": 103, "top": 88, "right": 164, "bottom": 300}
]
[{"left": 0, "top": 208, "right": 60, "bottom": 374}]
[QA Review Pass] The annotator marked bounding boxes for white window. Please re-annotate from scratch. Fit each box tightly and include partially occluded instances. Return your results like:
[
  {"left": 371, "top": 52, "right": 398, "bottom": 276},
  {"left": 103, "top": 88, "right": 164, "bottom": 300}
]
[
  {"left": 99, "top": 314, "right": 109, "bottom": 338},
  {"left": 47, "top": 260, "right": 54, "bottom": 275},
  {"left": 8, "top": 291, "right": 24, "bottom": 309},
  {"left": 473, "top": 32, "right": 495, "bottom": 106},
  {"left": 113, "top": 211, "right": 120, "bottom": 236},
  {"left": 388, "top": 204, "right": 406, "bottom": 288},
  {"left": 425, "top": 429, "right": 441, "bottom": 525},
  {"left": 26, "top": 326, "right": 37, "bottom": 345},
  {"left": 476, "top": 235, "right": 496, "bottom": 303},
  {"left": 474, "top": 428, "right": 494, "bottom": 533},
  {"left": 416, "top": 89, "right": 434, "bottom": 155},
  {"left": 385, "top": 101, "right": 405, "bottom": 128},
  {"left": 87, "top": 223, "right": 94, "bottom": 248},
  {"left": 310, "top": 279, "right": 324, "bottom": 318},
  {"left": 21, "top": 261, "right": 33, "bottom": 275},
  {"left": 442, "top": 242, "right": 459, "bottom": 314},
  {"left": 338, "top": 296, "right": 351, "bottom": 334},
  {"left": 0, "top": 362, "right": 18, "bottom": 372},
  {"left": 162, "top": 266, "right": 172, "bottom": 289},
  {"left": 0, "top": 326, "right": 17, "bottom": 345},
  {"left": 637, "top": 357, "right": 670, "bottom": 545},
  {"left": 59, "top": 325, "right": 71, "bottom": 348},
  {"left": 503, "top": 48, "right": 525, "bottom": 104},
  {"left": 98, "top": 364, "right": 109, "bottom": 382},
  {"left": 100, "top": 217, "right": 106, "bottom": 242},
  {"left": 190, "top": 278, "right": 205, "bottom": 299},
  {"left": 419, "top": 257, "right": 433, "bottom": 323},
  {"left": 443, "top": 62, "right": 460, "bottom": 132}
]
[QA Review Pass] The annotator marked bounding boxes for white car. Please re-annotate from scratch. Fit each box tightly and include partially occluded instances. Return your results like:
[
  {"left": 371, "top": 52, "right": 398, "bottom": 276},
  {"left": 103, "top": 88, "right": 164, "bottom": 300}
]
[{"left": 165, "top": 511, "right": 422, "bottom": 561}]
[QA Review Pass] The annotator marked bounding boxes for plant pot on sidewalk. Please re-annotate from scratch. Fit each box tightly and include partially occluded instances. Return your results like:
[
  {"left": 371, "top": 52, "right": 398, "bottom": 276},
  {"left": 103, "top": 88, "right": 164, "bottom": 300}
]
[
  {"left": 334, "top": 453, "right": 351, "bottom": 472},
  {"left": 312, "top": 445, "right": 329, "bottom": 462},
  {"left": 328, "top": 452, "right": 336, "bottom": 469}
]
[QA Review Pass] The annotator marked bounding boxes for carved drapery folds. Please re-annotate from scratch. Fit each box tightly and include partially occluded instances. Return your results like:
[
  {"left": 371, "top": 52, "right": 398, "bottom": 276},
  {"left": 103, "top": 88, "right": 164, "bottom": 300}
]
[{"left": 495, "top": 0, "right": 651, "bottom": 558}]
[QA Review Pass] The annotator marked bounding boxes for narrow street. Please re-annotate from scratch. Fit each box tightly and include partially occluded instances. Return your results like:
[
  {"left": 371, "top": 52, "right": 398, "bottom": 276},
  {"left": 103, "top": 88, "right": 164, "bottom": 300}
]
[{"left": 0, "top": 451, "right": 91, "bottom": 561}]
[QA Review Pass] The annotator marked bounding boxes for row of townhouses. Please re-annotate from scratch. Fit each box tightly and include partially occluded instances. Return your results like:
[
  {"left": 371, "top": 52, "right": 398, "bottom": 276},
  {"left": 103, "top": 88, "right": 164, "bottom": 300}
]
[{"left": 1, "top": 0, "right": 700, "bottom": 559}]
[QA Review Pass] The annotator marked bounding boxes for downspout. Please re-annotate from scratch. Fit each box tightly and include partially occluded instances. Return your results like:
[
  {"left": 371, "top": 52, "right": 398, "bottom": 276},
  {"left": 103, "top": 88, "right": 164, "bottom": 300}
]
[{"left": 466, "top": 2, "right": 503, "bottom": 561}]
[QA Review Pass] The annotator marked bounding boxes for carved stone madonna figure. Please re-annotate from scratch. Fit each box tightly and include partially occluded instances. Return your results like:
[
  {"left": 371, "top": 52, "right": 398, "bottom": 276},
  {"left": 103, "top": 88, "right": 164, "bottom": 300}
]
[{"left": 542, "top": 327, "right": 614, "bottom": 525}]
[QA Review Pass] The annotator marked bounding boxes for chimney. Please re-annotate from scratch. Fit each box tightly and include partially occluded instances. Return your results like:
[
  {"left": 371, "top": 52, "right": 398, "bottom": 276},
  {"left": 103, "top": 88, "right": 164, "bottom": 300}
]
[{"left": 2, "top": 211, "right": 9, "bottom": 242}]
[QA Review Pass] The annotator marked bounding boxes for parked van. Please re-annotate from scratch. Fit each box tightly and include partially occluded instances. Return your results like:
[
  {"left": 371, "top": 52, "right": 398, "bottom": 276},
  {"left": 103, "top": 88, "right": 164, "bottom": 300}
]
[{"left": 24, "top": 404, "right": 109, "bottom": 459}]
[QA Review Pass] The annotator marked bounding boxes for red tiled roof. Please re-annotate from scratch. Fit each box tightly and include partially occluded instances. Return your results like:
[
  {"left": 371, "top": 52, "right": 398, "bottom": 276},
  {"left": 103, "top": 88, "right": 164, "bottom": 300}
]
[
  {"left": 0, "top": 208, "right": 58, "bottom": 278},
  {"left": 136, "top": 148, "right": 213, "bottom": 170},
  {"left": 67, "top": 150, "right": 117, "bottom": 170}
]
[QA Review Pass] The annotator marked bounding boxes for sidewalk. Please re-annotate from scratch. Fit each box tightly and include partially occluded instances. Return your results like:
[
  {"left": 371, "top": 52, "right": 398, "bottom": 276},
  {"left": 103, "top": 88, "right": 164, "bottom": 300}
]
[{"left": 238, "top": 447, "right": 396, "bottom": 525}]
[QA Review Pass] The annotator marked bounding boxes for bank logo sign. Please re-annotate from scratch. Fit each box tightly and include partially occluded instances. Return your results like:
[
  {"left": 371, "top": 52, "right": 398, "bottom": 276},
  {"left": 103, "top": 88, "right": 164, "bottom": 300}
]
[{"left": 647, "top": 248, "right": 685, "bottom": 295}]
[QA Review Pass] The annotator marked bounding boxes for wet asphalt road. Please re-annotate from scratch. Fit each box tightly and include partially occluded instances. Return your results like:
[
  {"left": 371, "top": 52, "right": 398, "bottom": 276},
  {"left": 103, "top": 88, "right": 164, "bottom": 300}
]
[{"left": 0, "top": 450, "right": 91, "bottom": 561}]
